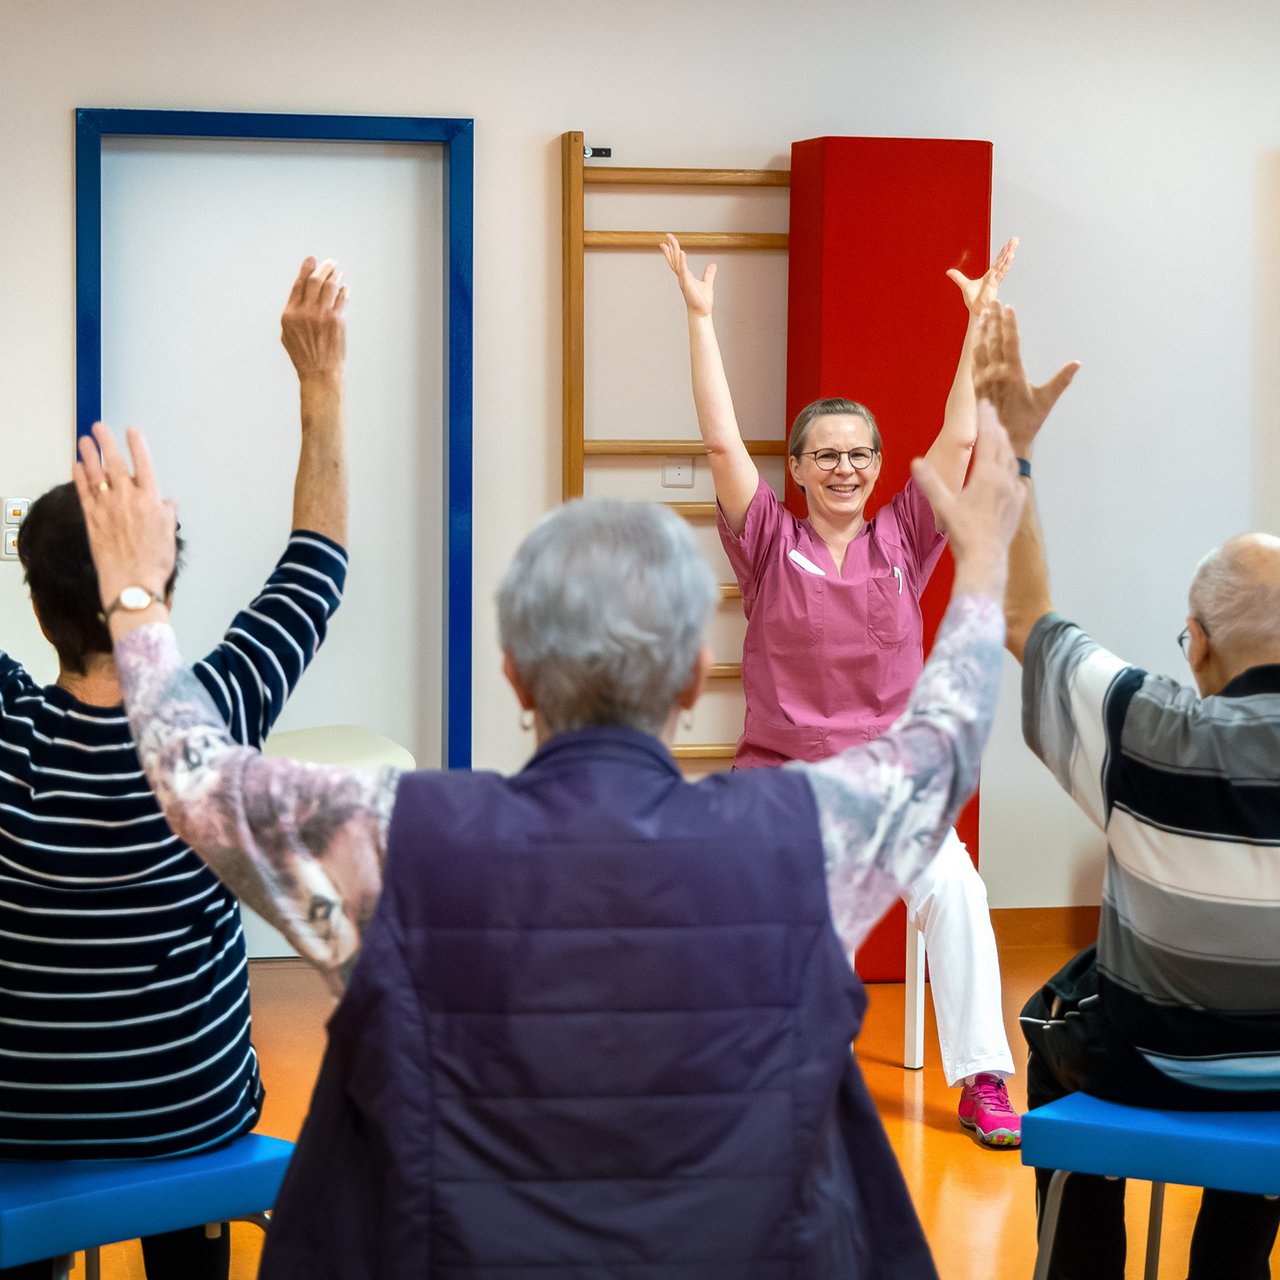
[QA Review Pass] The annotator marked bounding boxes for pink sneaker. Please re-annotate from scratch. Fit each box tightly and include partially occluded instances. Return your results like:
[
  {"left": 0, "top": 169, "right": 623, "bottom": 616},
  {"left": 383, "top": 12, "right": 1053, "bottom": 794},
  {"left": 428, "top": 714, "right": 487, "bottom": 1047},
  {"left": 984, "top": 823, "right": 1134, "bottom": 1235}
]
[{"left": 958, "top": 1073, "right": 1021, "bottom": 1148}]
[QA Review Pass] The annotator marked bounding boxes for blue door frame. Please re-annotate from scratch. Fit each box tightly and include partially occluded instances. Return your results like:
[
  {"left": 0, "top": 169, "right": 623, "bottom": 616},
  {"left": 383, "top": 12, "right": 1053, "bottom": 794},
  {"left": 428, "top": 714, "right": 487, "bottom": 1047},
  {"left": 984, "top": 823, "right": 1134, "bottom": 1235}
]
[{"left": 75, "top": 108, "right": 473, "bottom": 767}]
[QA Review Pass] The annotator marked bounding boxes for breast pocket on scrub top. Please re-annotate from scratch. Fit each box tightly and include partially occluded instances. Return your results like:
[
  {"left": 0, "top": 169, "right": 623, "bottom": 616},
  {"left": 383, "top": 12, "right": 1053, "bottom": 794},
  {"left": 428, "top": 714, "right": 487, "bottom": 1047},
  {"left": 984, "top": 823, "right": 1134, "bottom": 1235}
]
[{"left": 866, "top": 568, "right": 912, "bottom": 649}]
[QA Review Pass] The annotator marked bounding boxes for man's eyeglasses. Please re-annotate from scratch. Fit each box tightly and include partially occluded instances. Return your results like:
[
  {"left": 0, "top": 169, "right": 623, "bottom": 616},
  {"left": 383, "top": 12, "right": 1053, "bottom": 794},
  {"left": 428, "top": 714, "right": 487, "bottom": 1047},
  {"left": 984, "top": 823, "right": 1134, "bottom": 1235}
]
[
  {"left": 1177, "top": 621, "right": 1209, "bottom": 659},
  {"left": 797, "top": 448, "right": 879, "bottom": 472}
]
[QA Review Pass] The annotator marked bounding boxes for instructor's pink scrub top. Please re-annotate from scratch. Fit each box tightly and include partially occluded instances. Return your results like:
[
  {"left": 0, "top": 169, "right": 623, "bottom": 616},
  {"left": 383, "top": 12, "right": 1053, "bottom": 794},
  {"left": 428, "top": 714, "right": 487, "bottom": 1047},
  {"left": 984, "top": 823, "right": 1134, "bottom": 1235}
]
[{"left": 719, "top": 474, "right": 947, "bottom": 769}]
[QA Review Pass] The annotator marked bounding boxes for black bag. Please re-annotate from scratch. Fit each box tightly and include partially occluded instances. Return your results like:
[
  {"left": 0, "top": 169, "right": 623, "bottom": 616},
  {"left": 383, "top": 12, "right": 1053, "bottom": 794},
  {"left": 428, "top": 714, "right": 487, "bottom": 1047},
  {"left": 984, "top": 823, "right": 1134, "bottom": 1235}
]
[{"left": 1020, "top": 944, "right": 1105, "bottom": 1097}]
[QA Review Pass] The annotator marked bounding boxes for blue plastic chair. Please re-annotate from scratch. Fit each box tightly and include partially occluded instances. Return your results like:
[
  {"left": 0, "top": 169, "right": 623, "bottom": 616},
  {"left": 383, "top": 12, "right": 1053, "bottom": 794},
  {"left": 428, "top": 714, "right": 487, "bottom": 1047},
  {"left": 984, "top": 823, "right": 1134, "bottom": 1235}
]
[
  {"left": 0, "top": 1133, "right": 294, "bottom": 1279},
  {"left": 1022, "top": 1092, "right": 1280, "bottom": 1280}
]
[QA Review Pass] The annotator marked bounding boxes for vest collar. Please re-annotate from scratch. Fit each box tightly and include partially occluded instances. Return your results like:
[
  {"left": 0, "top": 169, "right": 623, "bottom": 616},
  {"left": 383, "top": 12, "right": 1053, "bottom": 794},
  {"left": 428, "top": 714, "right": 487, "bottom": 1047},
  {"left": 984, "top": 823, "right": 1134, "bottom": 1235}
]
[{"left": 521, "top": 725, "right": 683, "bottom": 781}]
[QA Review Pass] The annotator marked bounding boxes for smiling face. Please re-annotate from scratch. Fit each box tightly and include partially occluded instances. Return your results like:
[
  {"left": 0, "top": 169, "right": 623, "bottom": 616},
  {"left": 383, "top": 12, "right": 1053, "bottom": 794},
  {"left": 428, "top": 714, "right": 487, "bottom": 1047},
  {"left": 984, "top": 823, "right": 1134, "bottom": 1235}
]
[{"left": 788, "top": 413, "right": 883, "bottom": 531}]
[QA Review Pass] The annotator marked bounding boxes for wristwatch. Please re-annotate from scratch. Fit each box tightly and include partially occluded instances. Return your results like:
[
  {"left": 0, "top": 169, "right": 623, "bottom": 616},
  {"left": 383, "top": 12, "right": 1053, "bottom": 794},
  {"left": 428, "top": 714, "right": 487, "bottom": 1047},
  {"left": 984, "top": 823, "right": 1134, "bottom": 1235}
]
[{"left": 101, "top": 585, "right": 164, "bottom": 623}]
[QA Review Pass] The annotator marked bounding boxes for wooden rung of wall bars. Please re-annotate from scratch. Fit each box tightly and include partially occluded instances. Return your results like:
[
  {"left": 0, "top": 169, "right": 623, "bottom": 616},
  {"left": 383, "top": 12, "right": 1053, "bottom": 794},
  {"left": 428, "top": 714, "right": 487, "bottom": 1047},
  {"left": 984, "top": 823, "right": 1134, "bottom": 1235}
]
[
  {"left": 563, "top": 129, "right": 789, "bottom": 502},
  {"left": 583, "top": 166, "right": 789, "bottom": 188},
  {"left": 584, "top": 231, "right": 788, "bottom": 251},
  {"left": 665, "top": 502, "right": 717, "bottom": 520},
  {"left": 709, "top": 663, "right": 743, "bottom": 680},
  {"left": 719, "top": 583, "right": 741, "bottom": 601},
  {"left": 582, "top": 439, "right": 786, "bottom": 458}
]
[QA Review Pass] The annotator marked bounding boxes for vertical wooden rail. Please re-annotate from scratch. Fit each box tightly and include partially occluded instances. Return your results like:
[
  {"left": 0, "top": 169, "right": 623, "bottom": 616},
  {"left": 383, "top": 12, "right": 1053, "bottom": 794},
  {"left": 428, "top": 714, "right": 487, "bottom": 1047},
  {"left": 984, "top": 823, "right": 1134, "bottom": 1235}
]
[
  {"left": 561, "top": 131, "right": 585, "bottom": 499},
  {"left": 561, "top": 130, "right": 788, "bottom": 766}
]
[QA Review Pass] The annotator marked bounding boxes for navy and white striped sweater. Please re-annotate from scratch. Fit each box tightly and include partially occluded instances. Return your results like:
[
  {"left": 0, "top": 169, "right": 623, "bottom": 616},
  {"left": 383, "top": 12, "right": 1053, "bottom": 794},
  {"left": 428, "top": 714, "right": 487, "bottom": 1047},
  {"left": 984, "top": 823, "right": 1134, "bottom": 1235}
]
[{"left": 0, "top": 531, "right": 346, "bottom": 1158}]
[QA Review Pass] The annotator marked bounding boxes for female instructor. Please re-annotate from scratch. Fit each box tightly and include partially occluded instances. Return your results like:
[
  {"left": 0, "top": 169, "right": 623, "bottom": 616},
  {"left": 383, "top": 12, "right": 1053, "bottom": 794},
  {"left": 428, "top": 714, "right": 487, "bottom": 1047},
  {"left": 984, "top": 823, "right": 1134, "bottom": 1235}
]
[{"left": 662, "top": 232, "right": 1020, "bottom": 1147}]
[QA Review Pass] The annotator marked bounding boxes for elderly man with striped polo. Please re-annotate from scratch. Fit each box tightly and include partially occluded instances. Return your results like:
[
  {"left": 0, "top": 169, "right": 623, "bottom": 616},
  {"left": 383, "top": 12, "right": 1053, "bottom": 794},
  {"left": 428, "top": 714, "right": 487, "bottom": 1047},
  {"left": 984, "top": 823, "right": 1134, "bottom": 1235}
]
[{"left": 983, "top": 301, "right": 1280, "bottom": 1280}]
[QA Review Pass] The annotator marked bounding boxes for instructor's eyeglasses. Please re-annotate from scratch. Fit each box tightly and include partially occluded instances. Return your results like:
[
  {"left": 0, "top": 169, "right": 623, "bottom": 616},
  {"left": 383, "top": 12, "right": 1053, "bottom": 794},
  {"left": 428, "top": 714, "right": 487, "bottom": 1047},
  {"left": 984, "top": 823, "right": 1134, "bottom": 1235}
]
[{"left": 797, "top": 448, "right": 879, "bottom": 472}]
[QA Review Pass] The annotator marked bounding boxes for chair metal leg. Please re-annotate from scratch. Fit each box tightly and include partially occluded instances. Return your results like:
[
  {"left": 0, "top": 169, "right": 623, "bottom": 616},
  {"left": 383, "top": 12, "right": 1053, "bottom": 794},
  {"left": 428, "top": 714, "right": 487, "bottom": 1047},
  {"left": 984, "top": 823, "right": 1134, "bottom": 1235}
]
[
  {"left": 231, "top": 1210, "right": 272, "bottom": 1233},
  {"left": 50, "top": 1256, "right": 74, "bottom": 1280},
  {"left": 904, "top": 922, "right": 926, "bottom": 1070},
  {"left": 1143, "top": 1181, "right": 1166, "bottom": 1280},
  {"left": 1033, "top": 1169, "right": 1071, "bottom": 1280}
]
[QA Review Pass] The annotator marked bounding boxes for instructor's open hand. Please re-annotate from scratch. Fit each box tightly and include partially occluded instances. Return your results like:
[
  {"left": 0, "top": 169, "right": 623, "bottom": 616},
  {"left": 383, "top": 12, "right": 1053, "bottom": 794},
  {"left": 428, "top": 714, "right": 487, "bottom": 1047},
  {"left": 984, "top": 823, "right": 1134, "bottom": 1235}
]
[
  {"left": 947, "top": 236, "right": 1018, "bottom": 316},
  {"left": 660, "top": 233, "right": 717, "bottom": 318}
]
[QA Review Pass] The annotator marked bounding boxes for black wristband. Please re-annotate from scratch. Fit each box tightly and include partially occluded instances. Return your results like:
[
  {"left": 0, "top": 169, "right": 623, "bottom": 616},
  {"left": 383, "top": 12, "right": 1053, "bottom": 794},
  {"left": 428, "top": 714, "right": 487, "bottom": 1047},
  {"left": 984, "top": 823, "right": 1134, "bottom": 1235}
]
[{"left": 1017, "top": 457, "right": 1032, "bottom": 478}]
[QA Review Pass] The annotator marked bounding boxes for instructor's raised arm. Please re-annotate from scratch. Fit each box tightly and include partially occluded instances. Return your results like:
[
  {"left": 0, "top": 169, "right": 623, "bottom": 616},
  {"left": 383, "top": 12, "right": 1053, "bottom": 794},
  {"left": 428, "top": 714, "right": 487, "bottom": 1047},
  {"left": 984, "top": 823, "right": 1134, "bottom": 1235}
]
[
  {"left": 661, "top": 234, "right": 759, "bottom": 533},
  {"left": 924, "top": 236, "right": 1018, "bottom": 493}
]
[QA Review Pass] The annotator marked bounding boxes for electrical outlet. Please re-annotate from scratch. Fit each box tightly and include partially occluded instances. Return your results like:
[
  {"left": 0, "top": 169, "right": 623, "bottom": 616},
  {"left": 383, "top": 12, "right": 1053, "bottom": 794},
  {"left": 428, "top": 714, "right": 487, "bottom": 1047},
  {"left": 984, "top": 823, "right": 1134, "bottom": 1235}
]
[
  {"left": 2, "top": 496, "right": 31, "bottom": 561},
  {"left": 661, "top": 457, "right": 694, "bottom": 489}
]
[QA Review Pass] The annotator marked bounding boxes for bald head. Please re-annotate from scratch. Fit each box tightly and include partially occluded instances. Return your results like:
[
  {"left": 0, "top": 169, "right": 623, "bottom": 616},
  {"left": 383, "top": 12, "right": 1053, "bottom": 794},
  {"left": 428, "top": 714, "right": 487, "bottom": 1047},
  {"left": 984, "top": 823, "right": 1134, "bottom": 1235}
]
[{"left": 1189, "top": 533, "right": 1280, "bottom": 672}]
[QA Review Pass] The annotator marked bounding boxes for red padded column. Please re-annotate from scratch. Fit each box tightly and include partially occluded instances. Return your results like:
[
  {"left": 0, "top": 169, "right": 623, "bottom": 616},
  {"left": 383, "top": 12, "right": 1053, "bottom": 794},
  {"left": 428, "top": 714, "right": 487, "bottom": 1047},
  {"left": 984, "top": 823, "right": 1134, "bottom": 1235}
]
[{"left": 786, "top": 136, "right": 992, "bottom": 981}]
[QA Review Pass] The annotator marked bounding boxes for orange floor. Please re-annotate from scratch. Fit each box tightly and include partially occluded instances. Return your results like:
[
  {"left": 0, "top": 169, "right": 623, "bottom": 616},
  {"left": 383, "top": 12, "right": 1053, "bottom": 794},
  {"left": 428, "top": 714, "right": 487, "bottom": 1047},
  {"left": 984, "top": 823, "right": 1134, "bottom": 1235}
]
[{"left": 67, "top": 944, "right": 1276, "bottom": 1279}]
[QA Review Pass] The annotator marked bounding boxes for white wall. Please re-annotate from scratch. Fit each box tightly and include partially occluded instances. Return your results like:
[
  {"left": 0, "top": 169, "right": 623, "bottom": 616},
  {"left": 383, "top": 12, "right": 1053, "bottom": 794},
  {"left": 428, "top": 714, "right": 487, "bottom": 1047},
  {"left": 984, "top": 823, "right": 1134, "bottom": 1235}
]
[{"left": 2, "top": 0, "right": 1278, "bottom": 909}]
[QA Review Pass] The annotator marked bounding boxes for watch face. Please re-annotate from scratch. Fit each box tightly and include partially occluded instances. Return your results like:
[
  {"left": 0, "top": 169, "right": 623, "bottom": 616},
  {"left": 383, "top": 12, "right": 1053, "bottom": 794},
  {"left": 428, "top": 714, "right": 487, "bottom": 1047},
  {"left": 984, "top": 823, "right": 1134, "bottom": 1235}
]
[{"left": 120, "top": 586, "right": 154, "bottom": 610}]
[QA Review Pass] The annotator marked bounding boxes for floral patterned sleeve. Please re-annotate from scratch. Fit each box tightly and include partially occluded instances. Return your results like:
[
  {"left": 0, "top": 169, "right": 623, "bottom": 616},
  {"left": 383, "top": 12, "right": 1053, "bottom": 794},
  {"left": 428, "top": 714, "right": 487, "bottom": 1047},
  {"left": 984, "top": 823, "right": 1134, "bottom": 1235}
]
[
  {"left": 790, "top": 592, "right": 1005, "bottom": 952},
  {"left": 116, "top": 623, "right": 399, "bottom": 994}
]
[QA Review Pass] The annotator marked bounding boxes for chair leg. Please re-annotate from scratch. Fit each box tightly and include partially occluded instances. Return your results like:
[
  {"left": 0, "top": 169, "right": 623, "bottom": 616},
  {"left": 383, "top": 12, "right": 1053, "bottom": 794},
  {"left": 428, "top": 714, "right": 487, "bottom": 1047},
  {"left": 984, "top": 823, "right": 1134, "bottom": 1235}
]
[
  {"left": 231, "top": 1211, "right": 272, "bottom": 1234},
  {"left": 904, "top": 921, "right": 926, "bottom": 1070},
  {"left": 1033, "top": 1169, "right": 1071, "bottom": 1280},
  {"left": 50, "top": 1256, "right": 74, "bottom": 1280},
  {"left": 1143, "top": 1181, "right": 1166, "bottom": 1280}
]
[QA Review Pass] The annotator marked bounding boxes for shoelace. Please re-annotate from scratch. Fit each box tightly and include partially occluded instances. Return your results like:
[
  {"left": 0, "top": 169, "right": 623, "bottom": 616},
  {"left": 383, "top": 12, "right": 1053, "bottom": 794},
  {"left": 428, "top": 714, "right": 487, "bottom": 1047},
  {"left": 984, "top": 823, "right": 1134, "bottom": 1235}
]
[{"left": 970, "top": 1076, "right": 1017, "bottom": 1116}]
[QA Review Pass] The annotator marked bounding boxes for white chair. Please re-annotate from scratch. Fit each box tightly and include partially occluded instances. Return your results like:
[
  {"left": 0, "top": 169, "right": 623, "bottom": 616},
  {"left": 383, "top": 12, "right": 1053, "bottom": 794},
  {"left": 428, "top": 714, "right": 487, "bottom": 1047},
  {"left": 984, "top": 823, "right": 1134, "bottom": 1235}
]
[
  {"left": 903, "top": 922, "right": 926, "bottom": 1069},
  {"left": 851, "top": 923, "right": 927, "bottom": 1070},
  {"left": 264, "top": 723, "right": 416, "bottom": 771}
]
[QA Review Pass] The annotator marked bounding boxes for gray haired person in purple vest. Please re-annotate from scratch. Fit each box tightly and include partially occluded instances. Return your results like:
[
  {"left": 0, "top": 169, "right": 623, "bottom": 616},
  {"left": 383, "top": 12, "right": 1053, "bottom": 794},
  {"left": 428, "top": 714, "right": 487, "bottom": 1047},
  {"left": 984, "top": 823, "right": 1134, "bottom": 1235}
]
[{"left": 70, "top": 401, "right": 1025, "bottom": 1279}]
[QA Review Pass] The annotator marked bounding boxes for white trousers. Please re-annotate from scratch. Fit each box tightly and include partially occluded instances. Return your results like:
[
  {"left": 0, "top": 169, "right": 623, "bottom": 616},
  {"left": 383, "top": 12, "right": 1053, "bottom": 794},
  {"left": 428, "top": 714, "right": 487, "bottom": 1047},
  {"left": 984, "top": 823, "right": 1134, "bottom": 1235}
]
[{"left": 901, "top": 828, "right": 1015, "bottom": 1087}]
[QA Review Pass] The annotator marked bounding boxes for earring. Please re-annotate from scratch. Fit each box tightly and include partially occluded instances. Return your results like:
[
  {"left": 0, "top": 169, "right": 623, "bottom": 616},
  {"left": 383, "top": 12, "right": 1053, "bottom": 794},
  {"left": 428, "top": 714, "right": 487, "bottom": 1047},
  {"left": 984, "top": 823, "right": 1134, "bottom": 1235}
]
[{"left": 519, "top": 709, "right": 535, "bottom": 732}]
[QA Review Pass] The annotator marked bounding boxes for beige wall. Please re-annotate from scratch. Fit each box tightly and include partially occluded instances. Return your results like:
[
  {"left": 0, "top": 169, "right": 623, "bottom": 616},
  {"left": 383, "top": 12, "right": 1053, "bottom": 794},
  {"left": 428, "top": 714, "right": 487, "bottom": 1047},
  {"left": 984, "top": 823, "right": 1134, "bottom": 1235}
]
[{"left": 3, "top": 0, "right": 1278, "bottom": 908}]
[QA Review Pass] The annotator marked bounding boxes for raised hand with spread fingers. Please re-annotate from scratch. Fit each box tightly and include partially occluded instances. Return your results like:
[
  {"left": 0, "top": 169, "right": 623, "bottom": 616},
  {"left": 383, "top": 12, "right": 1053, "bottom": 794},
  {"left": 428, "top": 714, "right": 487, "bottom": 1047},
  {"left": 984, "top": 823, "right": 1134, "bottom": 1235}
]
[
  {"left": 73, "top": 423, "right": 177, "bottom": 639},
  {"left": 973, "top": 301, "right": 1079, "bottom": 458}
]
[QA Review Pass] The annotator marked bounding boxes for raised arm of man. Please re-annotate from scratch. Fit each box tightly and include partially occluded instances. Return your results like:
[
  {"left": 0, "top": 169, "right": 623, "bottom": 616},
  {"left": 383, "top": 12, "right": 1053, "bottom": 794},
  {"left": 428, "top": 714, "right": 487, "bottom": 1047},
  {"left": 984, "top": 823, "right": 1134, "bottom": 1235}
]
[{"left": 970, "top": 303, "right": 1079, "bottom": 662}]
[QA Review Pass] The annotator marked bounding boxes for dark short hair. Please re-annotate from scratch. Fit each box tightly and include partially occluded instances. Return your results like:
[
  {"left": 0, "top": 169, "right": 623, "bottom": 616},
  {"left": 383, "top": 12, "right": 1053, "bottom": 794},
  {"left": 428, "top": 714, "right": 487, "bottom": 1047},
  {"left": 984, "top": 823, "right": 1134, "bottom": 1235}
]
[{"left": 18, "top": 482, "right": 184, "bottom": 675}]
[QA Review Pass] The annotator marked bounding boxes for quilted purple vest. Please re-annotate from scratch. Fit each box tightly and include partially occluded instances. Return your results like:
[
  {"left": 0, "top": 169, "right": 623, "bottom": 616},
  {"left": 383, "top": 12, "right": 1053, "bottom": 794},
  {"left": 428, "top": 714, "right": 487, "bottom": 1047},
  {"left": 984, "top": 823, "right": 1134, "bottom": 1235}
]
[{"left": 260, "top": 727, "right": 937, "bottom": 1280}]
